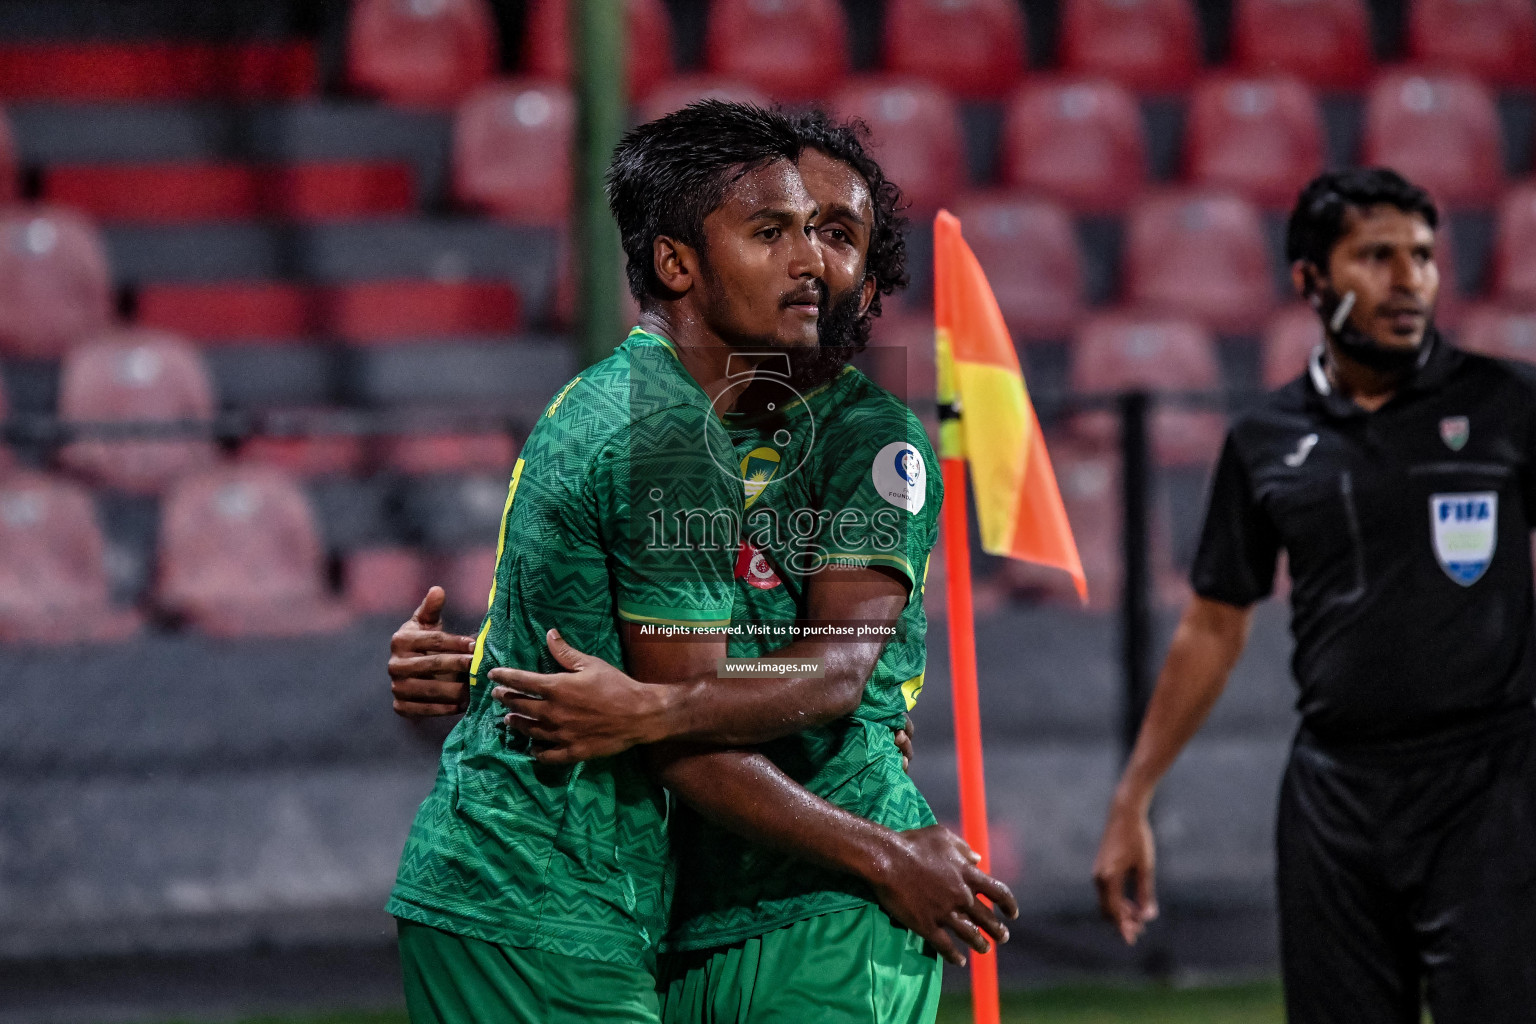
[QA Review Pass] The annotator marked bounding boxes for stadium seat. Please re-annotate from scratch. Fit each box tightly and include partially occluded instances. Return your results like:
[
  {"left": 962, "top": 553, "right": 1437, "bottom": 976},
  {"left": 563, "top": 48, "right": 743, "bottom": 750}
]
[
  {"left": 862, "top": 314, "right": 937, "bottom": 408},
  {"left": 0, "top": 206, "right": 114, "bottom": 359},
  {"left": 0, "top": 364, "right": 15, "bottom": 477},
  {"left": 346, "top": 0, "right": 497, "bottom": 109},
  {"left": 439, "top": 544, "right": 498, "bottom": 624},
  {"left": 344, "top": 546, "right": 431, "bottom": 616},
  {"left": 156, "top": 465, "right": 353, "bottom": 636},
  {"left": 882, "top": 0, "right": 1027, "bottom": 99},
  {"left": 0, "top": 472, "right": 140, "bottom": 644},
  {"left": 1069, "top": 312, "right": 1227, "bottom": 466},
  {"left": 948, "top": 192, "right": 1085, "bottom": 341},
  {"left": 1058, "top": 0, "right": 1201, "bottom": 92},
  {"left": 56, "top": 330, "right": 218, "bottom": 495},
  {"left": 635, "top": 76, "right": 773, "bottom": 124},
  {"left": 0, "top": 110, "right": 16, "bottom": 204},
  {"left": 323, "top": 280, "right": 521, "bottom": 343},
  {"left": 999, "top": 79, "right": 1147, "bottom": 213},
  {"left": 1123, "top": 191, "right": 1276, "bottom": 333},
  {"left": 830, "top": 79, "right": 965, "bottom": 213},
  {"left": 238, "top": 431, "right": 369, "bottom": 478},
  {"left": 1456, "top": 304, "right": 1536, "bottom": 364},
  {"left": 42, "top": 162, "right": 416, "bottom": 223},
  {"left": 1407, "top": 0, "right": 1536, "bottom": 88},
  {"left": 1230, "top": 0, "right": 1372, "bottom": 90},
  {"left": 1184, "top": 76, "right": 1324, "bottom": 209},
  {"left": 0, "top": 42, "right": 316, "bottom": 102},
  {"left": 1362, "top": 72, "right": 1503, "bottom": 209},
  {"left": 1261, "top": 304, "right": 1324, "bottom": 389},
  {"left": 137, "top": 282, "right": 315, "bottom": 342},
  {"left": 452, "top": 80, "right": 575, "bottom": 224},
  {"left": 1493, "top": 184, "right": 1536, "bottom": 308},
  {"left": 378, "top": 430, "right": 519, "bottom": 475},
  {"left": 705, "top": 0, "right": 849, "bottom": 102},
  {"left": 521, "top": 0, "right": 674, "bottom": 101},
  {"left": 400, "top": 473, "right": 510, "bottom": 550}
]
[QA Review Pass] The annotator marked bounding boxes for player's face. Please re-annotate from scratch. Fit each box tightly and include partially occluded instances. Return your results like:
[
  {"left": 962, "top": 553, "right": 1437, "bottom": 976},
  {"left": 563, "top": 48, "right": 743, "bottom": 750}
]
[
  {"left": 797, "top": 148, "right": 877, "bottom": 342},
  {"left": 695, "top": 158, "right": 826, "bottom": 350},
  {"left": 1324, "top": 205, "right": 1440, "bottom": 351}
]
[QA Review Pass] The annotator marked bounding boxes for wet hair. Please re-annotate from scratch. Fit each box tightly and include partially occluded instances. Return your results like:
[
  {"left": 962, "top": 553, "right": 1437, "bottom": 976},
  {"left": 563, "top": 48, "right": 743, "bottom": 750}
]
[
  {"left": 788, "top": 109, "right": 910, "bottom": 352},
  {"left": 606, "top": 100, "right": 804, "bottom": 307},
  {"left": 1285, "top": 168, "right": 1440, "bottom": 271}
]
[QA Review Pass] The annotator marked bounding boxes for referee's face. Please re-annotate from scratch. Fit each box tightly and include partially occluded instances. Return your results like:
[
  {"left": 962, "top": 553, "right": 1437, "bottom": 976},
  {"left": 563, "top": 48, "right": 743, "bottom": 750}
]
[{"left": 1319, "top": 204, "right": 1439, "bottom": 352}]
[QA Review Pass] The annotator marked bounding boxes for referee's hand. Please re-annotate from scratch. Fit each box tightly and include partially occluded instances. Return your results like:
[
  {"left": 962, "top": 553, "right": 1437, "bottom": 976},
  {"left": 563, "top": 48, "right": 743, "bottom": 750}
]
[{"left": 1092, "top": 801, "right": 1159, "bottom": 945}]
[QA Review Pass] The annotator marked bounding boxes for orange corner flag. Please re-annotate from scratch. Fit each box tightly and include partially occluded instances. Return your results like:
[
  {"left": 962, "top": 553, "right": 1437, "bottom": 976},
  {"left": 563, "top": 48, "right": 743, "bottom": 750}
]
[{"left": 934, "top": 209, "right": 1087, "bottom": 601}]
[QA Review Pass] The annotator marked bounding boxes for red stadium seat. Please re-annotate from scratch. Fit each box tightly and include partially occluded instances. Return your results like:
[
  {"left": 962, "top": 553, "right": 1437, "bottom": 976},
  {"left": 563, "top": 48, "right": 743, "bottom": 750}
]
[
  {"left": 1000, "top": 79, "right": 1147, "bottom": 213},
  {"left": 0, "top": 42, "right": 315, "bottom": 101},
  {"left": 239, "top": 432, "right": 369, "bottom": 478},
  {"left": 346, "top": 0, "right": 497, "bottom": 109},
  {"left": 635, "top": 76, "right": 772, "bottom": 124},
  {"left": 379, "top": 430, "right": 518, "bottom": 475},
  {"left": 1124, "top": 191, "right": 1276, "bottom": 333},
  {"left": 137, "top": 282, "right": 314, "bottom": 342},
  {"left": 156, "top": 465, "right": 352, "bottom": 636},
  {"left": 0, "top": 206, "right": 113, "bottom": 360},
  {"left": 1184, "top": 76, "right": 1324, "bottom": 209},
  {"left": 1070, "top": 312, "right": 1227, "bottom": 466},
  {"left": 863, "top": 313, "right": 937, "bottom": 411},
  {"left": 1407, "top": 0, "right": 1536, "bottom": 88},
  {"left": 324, "top": 280, "right": 521, "bottom": 343},
  {"left": 1261, "top": 304, "right": 1324, "bottom": 389},
  {"left": 705, "top": 0, "right": 849, "bottom": 103},
  {"left": 452, "top": 80, "right": 574, "bottom": 224},
  {"left": 344, "top": 546, "right": 431, "bottom": 616},
  {"left": 1058, "top": 0, "right": 1201, "bottom": 92},
  {"left": 439, "top": 544, "right": 498, "bottom": 624},
  {"left": 831, "top": 79, "right": 965, "bottom": 214},
  {"left": 0, "top": 472, "right": 139, "bottom": 644},
  {"left": 1363, "top": 72, "right": 1503, "bottom": 209},
  {"left": 1457, "top": 304, "right": 1536, "bottom": 364},
  {"left": 882, "top": 0, "right": 1027, "bottom": 99},
  {"left": 1494, "top": 183, "right": 1536, "bottom": 308},
  {"left": 56, "top": 330, "right": 218, "bottom": 495},
  {"left": 948, "top": 192, "right": 1085, "bottom": 340},
  {"left": 1231, "top": 0, "right": 1372, "bottom": 90},
  {"left": 522, "top": 0, "right": 674, "bottom": 101}
]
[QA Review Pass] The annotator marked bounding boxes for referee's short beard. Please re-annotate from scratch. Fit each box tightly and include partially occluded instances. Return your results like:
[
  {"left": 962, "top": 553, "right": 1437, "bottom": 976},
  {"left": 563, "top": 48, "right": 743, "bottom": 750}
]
[
  {"left": 784, "top": 286, "right": 865, "bottom": 392},
  {"left": 1311, "top": 280, "right": 1433, "bottom": 376}
]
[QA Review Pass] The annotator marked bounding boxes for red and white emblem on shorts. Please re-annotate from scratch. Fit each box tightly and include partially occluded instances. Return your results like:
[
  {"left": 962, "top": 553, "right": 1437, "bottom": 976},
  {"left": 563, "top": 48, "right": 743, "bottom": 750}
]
[{"left": 735, "top": 541, "right": 782, "bottom": 590}]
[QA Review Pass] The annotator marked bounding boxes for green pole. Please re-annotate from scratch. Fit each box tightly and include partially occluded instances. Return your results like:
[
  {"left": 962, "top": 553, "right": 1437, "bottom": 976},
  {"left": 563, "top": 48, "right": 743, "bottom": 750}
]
[{"left": 573, "top": 0, "right": 626, "bottom": 367}]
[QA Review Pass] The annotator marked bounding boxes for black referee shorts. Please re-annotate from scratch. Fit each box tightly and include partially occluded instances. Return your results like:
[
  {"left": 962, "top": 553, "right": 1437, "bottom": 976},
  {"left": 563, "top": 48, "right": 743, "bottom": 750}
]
[{"left": 1277, "top": 711, "right": 1536, "bottom": 1024}]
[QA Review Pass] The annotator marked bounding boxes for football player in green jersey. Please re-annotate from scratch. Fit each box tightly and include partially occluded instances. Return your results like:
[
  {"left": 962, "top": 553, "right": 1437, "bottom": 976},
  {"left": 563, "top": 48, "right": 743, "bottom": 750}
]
[{"left": 386, "top": 102, "right": 1011, "bottom": 1024}]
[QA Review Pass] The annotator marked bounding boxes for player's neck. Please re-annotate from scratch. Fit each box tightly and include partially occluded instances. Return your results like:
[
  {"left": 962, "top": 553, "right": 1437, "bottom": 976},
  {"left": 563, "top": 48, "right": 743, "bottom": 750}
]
[{"left": 638, "top": 307, "right": 769, "bottom": 414}]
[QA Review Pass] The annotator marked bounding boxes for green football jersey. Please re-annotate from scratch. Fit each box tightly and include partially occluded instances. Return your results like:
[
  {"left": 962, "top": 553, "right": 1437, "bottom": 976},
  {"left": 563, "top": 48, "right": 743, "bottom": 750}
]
[
  {"left": 389, "top": 328, "right": 741, "bottom": 969},
  {"left": 666, "top": 365, "right": 944, "bottom": 951}
]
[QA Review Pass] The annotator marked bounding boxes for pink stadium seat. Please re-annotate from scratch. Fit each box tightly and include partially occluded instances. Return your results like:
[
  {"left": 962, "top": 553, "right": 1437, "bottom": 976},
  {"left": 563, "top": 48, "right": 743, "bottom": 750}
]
[
  {"left": 1058, "top": 0, "right": 1200, "bottom": 92},
  {"left": 705, "top": 0, "right": 849, "bottom": 102},
  {"left": 635, "top": 76, "right": 772, "bottom": 124},
  {"left": 344, "top": 546, "right": 431, "bottom": 617},
  {"left": 1000, "top": 79, "right": 1147, "bottom": 213},
  {"left": 379, "top": 431, "right": 518, "bottom": 475},
  {"left": 137, "top": 282, "right": 314, "bottom": 342},
  {"left": 0, "top": 472, "right": 139, "bottom": 644},
  {"left": 522, "top": 0, "right": 674, "bottom": 101},
  {"left": 1261, "top": 304, "right": 1324, "bottom": 389},
  {"left": 0, "top": 111, "right": 15, "bottom": 203},
  {"left": 882, "top": 0, "right": 1027, "bottom": 99},
  {"left": 1457, "top": 304, "right": 1536, "bottom": 364},
  {"left": 0, "top": 42, "right": 315, "bottom": 101},
  {"left": 324, "top": 280, "right": 521, "bottom": 343},
  {"left": 156, "top": 465, "right": 352, "bottom": 636},
  {"left": 1407, "top": 0, "right": 1536, "bottom": 88},
  {"left": 864, "top": 313, "right": 937, "bottom": 410},
  {"left": 1184, "top": 76, "right": 1324, "bottom": 209},
  {"left": 1124, "top": 191, "right": 1276, "bottom": 333},
  {"left": 440, "top": 545, "right": 499, "bottom": 624},
  {"left": 0, "top": 206, "right": 113, "bottom": 359},
  {"left": 56, "top": 330, "right": 218, "bottom": 495},
  {"left": 1494, "top": 184, "right": 1536, "bottom": 308},
  {"left": 1070, "top": 312, "right": 1227, "bottom": 466},
  {"left": 346, "top": 0, "right": 497, "bottom": 109},
  {"left": 831, "top": 79, "right": 965, "bottom": 214},
  {"left": 452, "top": 80, "right": 574, "bottom": 224},
  {"left": 1363, "top": 72, "right": 1503, "bottom": 209},
  {"left": 948, "top": 192, "right": 1085, "bottom": 340},
  {"left": 1231, "top": 0, "right": 1372, "bottom": 90},
  {"left": 238, "top": 432, "right": 369, "bottom": 478}
]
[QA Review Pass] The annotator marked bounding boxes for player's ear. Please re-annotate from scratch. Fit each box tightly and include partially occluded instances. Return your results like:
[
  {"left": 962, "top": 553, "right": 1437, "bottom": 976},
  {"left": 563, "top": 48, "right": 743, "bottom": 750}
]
[
  {"left": 652, "top": 235, "right": 696, "bottom": 297},
  {"left": 858, "top": 274, "right": 877, "bottom": 316},
  {"left": 1292, "top": 260, "right": 1320, "bottom": 307}
]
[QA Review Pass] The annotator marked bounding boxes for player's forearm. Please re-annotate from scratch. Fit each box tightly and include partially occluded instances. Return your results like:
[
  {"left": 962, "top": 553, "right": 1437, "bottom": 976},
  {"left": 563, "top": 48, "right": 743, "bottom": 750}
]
[
  {"left": 1114, "top": 597, "right": 1252, "bottom": 812},
  {"left": 647, "top": 743, "right": 899, "bottom": 884}
]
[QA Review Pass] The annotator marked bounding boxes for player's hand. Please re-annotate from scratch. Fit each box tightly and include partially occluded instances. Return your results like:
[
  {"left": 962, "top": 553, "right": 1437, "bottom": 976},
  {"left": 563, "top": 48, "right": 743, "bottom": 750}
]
[
  {"left": 1092, "top": 799, "right": 1159, "bottom": 945},
  {"left": 489, "top": 629, "right": 667, "bottom": 764},
  {"left": 390, "top": 587, "right": 476, "bottom": 719},
  {"left": 893, "top": 714, "right": 915, "bottom": 772},
  {"left": 870, "top": 824, "right": 1018, "bottom": 967}
]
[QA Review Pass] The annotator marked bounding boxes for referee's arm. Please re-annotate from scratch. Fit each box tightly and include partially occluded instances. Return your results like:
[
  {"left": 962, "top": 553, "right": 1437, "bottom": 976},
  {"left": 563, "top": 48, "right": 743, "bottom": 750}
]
[{"left": 1092, "top": 595, "right": 1255, "bottom": 945}]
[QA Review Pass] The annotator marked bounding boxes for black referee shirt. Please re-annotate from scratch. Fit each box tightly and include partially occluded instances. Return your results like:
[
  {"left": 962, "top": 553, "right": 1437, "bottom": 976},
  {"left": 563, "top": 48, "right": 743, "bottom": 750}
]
[{"left": 1192, "top": 331, "right": 1536, "bottom": 746}]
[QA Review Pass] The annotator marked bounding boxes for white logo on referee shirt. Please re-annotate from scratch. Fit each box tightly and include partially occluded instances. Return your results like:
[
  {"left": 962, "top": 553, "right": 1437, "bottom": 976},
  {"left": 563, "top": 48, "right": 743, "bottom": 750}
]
[{"left": 1283, "top": 433, "right": 1319, "bottom": 467}]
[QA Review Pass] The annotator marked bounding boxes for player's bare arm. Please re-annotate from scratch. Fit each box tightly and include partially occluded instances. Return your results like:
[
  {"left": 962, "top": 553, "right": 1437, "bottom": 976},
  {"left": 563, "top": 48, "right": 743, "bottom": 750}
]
[
  {"left": 389, "top": 586, "right": 477, "bottom": 719},
  {"left": 489, "top": 564, "right": 908, "bottom": 763},
  {"left": 1093, "top": 595, "right": 1253, "bottom": 945}
]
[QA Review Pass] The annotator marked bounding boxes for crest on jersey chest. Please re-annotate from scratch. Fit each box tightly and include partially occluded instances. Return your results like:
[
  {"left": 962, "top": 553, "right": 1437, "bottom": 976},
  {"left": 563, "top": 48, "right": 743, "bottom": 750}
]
[
  {"left": 1439, "top": 416, "right": 1470, "bottom": 452},
  {"left": 1430, "top": 491, "right": 1497, "bottom": 586}
]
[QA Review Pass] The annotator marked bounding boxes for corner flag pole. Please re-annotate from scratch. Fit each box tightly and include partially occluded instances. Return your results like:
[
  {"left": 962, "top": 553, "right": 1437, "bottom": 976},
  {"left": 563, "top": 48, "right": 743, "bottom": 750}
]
[{"left": 937, "top": 330, "right": 1002, "bottom": 1024}]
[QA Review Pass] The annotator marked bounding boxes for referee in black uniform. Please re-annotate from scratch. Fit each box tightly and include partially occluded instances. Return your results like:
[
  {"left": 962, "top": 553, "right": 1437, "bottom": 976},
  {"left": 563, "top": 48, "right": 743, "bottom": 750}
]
[{"left": 1092, "top": 167, "right": 1536, "bottom": 1023}]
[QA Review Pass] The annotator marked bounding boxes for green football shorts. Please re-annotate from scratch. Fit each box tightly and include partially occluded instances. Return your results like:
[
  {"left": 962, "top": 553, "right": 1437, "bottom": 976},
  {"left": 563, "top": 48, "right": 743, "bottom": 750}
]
[
  {"left": 396, "top": 918, "right": 662, "bottom": 1024},
  {"left": 658, "top": 903, "right": 942, "bottom": 1024}
]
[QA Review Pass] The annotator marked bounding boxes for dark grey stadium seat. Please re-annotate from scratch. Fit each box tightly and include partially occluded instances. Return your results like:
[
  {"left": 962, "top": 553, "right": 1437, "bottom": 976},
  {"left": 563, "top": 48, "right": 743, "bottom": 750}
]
[
  {"left": 341, "top": 335, "right": 575, "bottom": 414},
  {"left": 398, "top": 472, "right": 511, "bottom": 552},
  {"left": 204, "top": 343, "right": 342, "bottom": 409}
]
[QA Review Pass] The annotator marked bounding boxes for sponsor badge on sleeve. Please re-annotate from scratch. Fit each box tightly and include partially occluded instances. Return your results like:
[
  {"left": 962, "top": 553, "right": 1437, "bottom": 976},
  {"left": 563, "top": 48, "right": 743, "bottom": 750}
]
[{"left": 1430, "top": 491, "right": 1497, "bottom": 586}]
